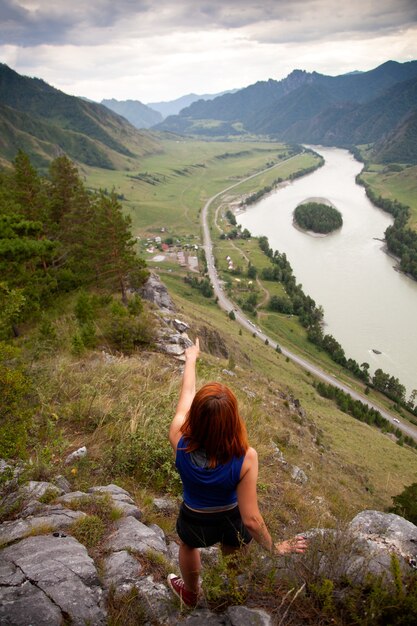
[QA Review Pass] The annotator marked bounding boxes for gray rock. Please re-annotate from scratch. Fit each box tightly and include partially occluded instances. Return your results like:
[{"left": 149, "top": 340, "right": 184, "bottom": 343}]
[
  {"left": 135, "top": 575, "right": 178, "bottom": 624},
  {"left": 65, "top": 446, "right": 87, "bottom": 465},
  {"left": 349, "top": 510, "right": 417, "bottom": 559},
  {"left": 103, "top": 550, "right": 144, "bottom": 594},
  {"left": 86, "top": 485, "right": 142, "bottom": 519},
  {"left": 0, "top": 560, "right": 26, "bottom": 586},
  {"left": 179, "top": 609, "right": 229, "bottom": 625},
  {"left": 140, "top": 273, "right": 176, "bottom": 312},
  {"left": 153, "top": 496, "right": 178, "bottom": 514},
  {"left": 148, "top": 523, "right": 166, "bottom": 541},
  {"left": 290, "top": 466, "right": 308, "bottom": 484},
  {"left": 23, "top": 480, "right": 63, "bottom": 500},
  {"left": 0, "top": 505, "right": 86, "bottom": 546},
  {"left": 0, "top": 580, "right": 62, "bottom": 626},
  {"left": 0, "top": 458, "right": 13, "bottom": 474},
  {"left": 56, "top": 490, "right": 88, "bottom": 504},
  {"left": 167, "top": 540, "right": 180, "bottom": 564},
  {"left": 222, "top": 369, "right": 236, "bottom": 377},
  {"left": 53, "top": 474, "right": 72, "bottom": 493},
  {"left": 161, "top": 343, "right": 186, "bottom": 356},
  {"left": 227, "top": 605, "right": 272, "bottom": 625},
  {"left": 106, "top": 516, "right": 167, "bottom": 554},
  {"left": 271, "top": 442, "right": 287, "bottom": 465},
  {"left": 112, "top": 500, "right": 142, "bottom": 519},
  {"left": 0, "top": 535, "right": 106, "bottom": 625},
  {"left": 347, "top": 510, "right": 417, "bottom": 579},
  {"left": 173, "top": 319, "right": 190, "bottom": 333},
  {"left": 88, "top": 483, "right": 131, "bottom": 497}
]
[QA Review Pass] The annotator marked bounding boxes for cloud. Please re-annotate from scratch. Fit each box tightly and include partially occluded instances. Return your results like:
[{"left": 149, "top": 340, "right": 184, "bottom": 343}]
[
  {"left": 1, "top": 0, "right": 416, "bottom": 47},
  {"left": 1, "top": 0, "right": 416, "bottom": 101}
]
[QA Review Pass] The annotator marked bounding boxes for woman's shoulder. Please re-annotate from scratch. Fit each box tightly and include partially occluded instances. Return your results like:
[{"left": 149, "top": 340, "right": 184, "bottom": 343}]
[{"left": 244, "top": 446, "right": 257, "bottom": 461}]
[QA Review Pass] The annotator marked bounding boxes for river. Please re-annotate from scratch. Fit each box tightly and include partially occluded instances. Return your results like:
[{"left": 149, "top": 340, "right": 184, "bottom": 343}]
[{"left": 237, "top": 146, "right": 417, "bottom": 397}]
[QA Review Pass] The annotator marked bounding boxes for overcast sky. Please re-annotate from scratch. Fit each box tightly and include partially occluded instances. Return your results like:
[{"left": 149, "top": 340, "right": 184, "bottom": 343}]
[{"left": 1, "top": 0, "right": 417, "bottom": 103}]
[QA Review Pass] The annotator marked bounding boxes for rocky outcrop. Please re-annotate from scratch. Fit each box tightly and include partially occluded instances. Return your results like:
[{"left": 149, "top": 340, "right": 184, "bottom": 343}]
[
  {"left": 140, "top": 272, "right": 176, "bottom": 312},
  {"left": 0, "top": 535, "right": 107, "bottom": 626},
  {"left": 1, "top": 472, "right": 416, "bottom": 625},
  {"left": 303, "top": 509, "right": 417, "bottom": 587}
]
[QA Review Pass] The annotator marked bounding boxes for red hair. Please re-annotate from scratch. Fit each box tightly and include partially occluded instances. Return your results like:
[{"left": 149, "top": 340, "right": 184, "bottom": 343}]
[{"left": 180, "top": 382, "right": 248, "bottom": 467}]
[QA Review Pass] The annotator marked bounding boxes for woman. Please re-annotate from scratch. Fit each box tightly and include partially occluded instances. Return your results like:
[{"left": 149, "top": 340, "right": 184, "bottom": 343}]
[{"left": 167, "top": 338, "right": 307, "bottom": 607}]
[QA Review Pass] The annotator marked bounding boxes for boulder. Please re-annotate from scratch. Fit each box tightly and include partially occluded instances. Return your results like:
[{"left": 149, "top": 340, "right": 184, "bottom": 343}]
[
  {"left": 135, "top": 575, "right": 178, "bottom": 624},
  {"left": 178, "top": 609, "right": 229, "bottom": 625},
  {"left": 153, "top": 496, "right": 178, "bottom": 514},
  {"left": 0, "top": 535, "right": 106, "bottom": 625},
  {"left": 348, "top": 510, "right": 417, "bottom": 577},
  {"left": 105, "top": 516, "right": 167, "bottom": 555},
  {"left": 103, "top": 550, "right": 144, "bottom": 595},
  {"left": 303, "top": 510, "right": 417, "bottom": 586},
  {"left": 227, "top": 606, "right": 272, "bottom": 625}
]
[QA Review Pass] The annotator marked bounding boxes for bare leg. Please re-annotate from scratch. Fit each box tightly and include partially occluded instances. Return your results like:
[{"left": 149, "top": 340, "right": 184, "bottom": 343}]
[{"left": 179, "top": 541, "right": 201, "bottom": 594}]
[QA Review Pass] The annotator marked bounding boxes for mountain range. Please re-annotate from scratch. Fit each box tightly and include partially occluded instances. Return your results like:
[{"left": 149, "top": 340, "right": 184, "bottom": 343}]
[
  {"left": 0, "top": 63, "right": 159, "bottom": 169},
  {"left": 100, "top": 90, "right": 237, "bottom": 129},
  {"left": 1, "top": 61, "right": 416, "bottom": 168},
  {"left": 155, "top": 61, "right": 417, "bottom": 163}
]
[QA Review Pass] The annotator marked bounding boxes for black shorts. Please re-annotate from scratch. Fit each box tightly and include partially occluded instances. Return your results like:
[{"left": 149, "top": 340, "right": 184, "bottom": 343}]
[{"left": 176, "top": 503, "right": 253, "bottom": 549}]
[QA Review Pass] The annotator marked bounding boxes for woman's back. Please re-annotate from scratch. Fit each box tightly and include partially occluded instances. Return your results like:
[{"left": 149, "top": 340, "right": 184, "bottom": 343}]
[{"left": 176, "top": 435, "right": 244, "bottom": 510}]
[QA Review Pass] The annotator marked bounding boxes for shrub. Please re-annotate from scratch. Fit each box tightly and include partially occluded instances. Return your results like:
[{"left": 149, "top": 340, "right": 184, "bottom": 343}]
[
  {"left": 389, "top": 482, "right": 417, "bottom": 524},
  {"left": 104, "top": 305, "right": 155, "bottom": 354},
  {"left": 0, "top": 342, "right": 33, "bottom": 458}
]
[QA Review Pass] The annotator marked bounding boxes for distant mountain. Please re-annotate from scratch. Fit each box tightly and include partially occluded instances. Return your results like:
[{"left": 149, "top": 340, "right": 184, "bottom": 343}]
[
  {"left": 372, "top": 109, "right": 417, "bottom": 164},
  {"left": 0, "top": 64, "right": 159, "bottom": 168},
  {"left": 156, "top": 61, "right": 417, "bottom": 162},
  {"left": 101, "top": 98, "right": 162, "bottom": 129},
  {"left": 147, "top": 90, "right": 237, "bottom": 119}
]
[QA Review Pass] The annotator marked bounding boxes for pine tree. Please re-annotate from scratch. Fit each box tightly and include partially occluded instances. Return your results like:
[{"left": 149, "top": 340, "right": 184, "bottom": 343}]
[{"left": 91, "top": 191, "right": 144, "bottom": 302}]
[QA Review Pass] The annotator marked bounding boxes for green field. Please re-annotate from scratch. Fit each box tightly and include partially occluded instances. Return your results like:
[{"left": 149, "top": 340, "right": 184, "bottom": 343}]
[
  {"left": 84, "top": 140, "right": 314, "bottom": 236},
  {"left": 361, "top": 164, "right": 417, "bottom": 231}
]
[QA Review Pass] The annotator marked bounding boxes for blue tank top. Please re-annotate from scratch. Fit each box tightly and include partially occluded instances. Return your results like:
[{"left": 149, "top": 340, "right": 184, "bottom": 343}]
[{"left": 175, "top": 436, "right": 245, "bottom": 509}]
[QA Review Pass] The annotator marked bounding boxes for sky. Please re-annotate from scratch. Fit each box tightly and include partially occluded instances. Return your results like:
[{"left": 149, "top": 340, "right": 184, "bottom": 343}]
[{"left": 1, "top": 0, "right": 417, "bottom": 104}]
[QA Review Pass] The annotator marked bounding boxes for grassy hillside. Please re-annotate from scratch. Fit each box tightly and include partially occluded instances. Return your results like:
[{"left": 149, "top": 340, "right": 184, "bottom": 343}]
[
  {"left": 2, "top": 140, "right": 417, "bottom": 623},
  {"left": 0, "top": 64, "right": 160, "bottom": 170}
]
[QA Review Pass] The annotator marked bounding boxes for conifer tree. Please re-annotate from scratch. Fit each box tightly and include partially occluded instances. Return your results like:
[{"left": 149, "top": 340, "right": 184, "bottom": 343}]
[{"left": 91, "top": 191, "right": 144, "bottom": 302}]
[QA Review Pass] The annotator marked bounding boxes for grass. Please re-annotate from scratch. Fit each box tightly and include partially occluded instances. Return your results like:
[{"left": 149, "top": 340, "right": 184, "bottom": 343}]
[
  {"left": 360, "top": 164, "right": 417, "bottom": 231},
  {"left": 83, "top": 139, "right": 311, "bottom": 237}
]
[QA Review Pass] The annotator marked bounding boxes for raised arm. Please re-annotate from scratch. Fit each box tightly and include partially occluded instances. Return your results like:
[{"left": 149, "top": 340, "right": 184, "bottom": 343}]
[
  {"left": 237, "top": 447, "right": 308, "bottom": 555},
  {"left": 169, "top": 338, "right": 200, "bottom": 450}
]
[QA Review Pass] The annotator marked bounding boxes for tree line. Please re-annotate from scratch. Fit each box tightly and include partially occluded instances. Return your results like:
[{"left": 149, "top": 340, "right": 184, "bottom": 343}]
[
  {"left": 0, "top": 151, "right": 148, "bottom": 339},
  {"left": 356, "top": 173, "right": 417, "bottom": 280},
  {"left": 315, "top": 381, "right": 417, "bottom": 449},
  {"left": 257, "top": 236, "right": 417, "bottom": 414}
]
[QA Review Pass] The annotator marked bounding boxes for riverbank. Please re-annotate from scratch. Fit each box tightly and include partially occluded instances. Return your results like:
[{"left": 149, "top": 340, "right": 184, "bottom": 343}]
[{"left": 236, "top": 146, "right": 417, "bottom": 399}]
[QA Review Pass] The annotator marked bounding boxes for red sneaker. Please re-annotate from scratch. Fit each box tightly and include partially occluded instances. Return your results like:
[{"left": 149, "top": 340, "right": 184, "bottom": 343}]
[{"left": 167, "top": 574, "right": 198, "bottom": 608}]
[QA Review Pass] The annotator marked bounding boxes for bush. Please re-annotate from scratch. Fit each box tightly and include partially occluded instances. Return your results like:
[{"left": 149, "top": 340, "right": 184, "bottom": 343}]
[
  {"left": 0, "top": 342, "right": 33, "bottom": 458},
  {"left": 389, "top": 482, "right": 417, "bottom": 524},
  {"left": 105, "top": 304, "right": 155, "bottom": 354}
]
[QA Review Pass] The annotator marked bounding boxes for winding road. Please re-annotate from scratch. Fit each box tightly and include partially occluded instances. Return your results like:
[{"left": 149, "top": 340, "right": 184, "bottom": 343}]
[{"left": 200, "top": 160, "right": 417, "bottom": 441}]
